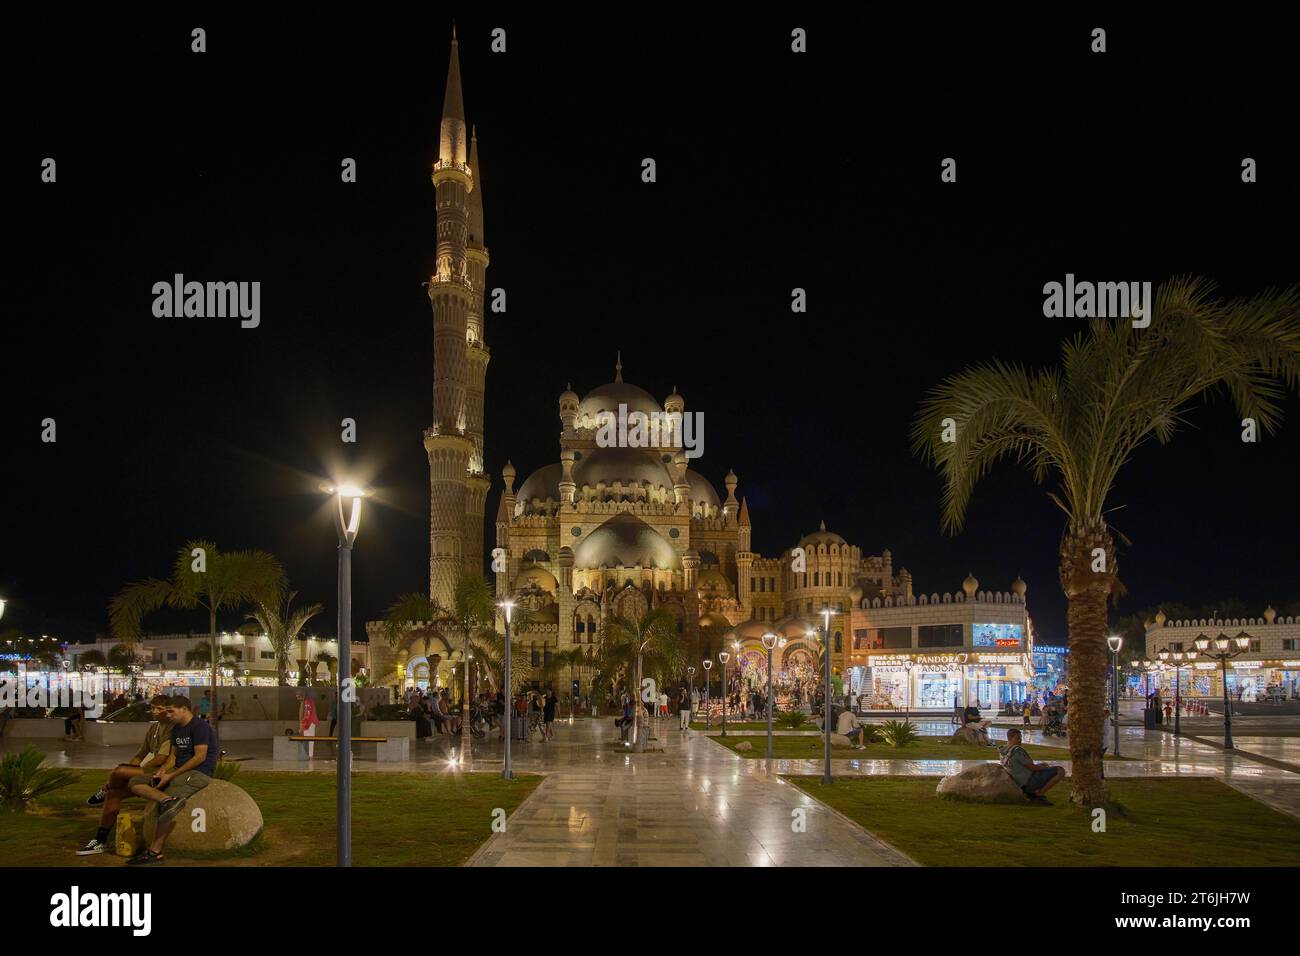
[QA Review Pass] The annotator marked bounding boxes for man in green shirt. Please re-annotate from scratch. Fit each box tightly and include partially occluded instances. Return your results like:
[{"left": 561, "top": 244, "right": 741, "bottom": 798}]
[
  {"left": 999, "top": 728, "right": 1065, "bottom": 803},
  {"left": 76, "top": 694, "right": 174, "bottom": 855}
]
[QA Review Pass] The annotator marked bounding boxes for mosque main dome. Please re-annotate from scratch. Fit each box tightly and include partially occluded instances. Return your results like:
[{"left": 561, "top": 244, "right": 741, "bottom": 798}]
[{"left": 573, "top": 512, "right": 682, "bottom": 570}]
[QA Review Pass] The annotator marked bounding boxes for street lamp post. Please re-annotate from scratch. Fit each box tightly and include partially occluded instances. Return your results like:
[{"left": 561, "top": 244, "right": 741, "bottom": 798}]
[
  {"left": 761, "top": 632, "right": 778, "bottom": 766},
  {"left": 903, "top": 659, "right": 914, "bottom": 724},
  {"left": 1107, "top": 635, "right": 1123, "bottom": 757},
  {"left": 702, "top": 659, "right": 712, "bottom": 731},
  {"left": 324, "top": 481, "right": 366, "bottom": 868},
  {"left": 686, "top": 666, "right": 695, "bottom": 729},
  {"left": 1194, "top": 631, "right": 1251, "bottom": 750},
  {"left": 718, "top": 651, "right": 730, "bottom": 736},
  {"left": 499, "top": 599, "right": 515, "bottom": 780},
  {"left": 1158, "top": 647, "right": 1184, "bottom": 738},
  {"left": 957, "top": 651, "right": 969, "bottom": 712},
  {"left": 820, "top": 608, "right": 834, "bottom": 786}
]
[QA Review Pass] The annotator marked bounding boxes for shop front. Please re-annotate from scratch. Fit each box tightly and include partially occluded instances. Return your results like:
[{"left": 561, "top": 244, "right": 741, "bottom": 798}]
[{"left": 858, "top": 651, "right": 1031, "bottom": 711}]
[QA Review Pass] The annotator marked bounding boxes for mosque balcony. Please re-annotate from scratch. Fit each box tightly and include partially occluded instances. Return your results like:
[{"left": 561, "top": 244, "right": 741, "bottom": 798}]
[{"left": 428, "top": 272, "right": 475, "bottom": 292}]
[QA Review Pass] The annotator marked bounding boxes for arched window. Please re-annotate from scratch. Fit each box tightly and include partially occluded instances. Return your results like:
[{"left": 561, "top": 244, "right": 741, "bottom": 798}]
[
  {"left": 576, "top": 619, "right": 585, "bottom": 634},
  {"left": 530, "top": 643, "right": 539, "bottom": 667},
  {"left": 834, "top": 632, "right": 842, "bottom": 653}
]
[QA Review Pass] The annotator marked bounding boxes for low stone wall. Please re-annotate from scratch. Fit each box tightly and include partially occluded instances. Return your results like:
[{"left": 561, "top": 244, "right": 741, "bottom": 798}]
[
  {"left": 360, "top": 720, "right": 415, "bottom": 740},
  {"left": 85, "top": 722, "right": 152, "bottom": 747},
  {"left": 0, "top": 718, "right": 69, "bottom": 738}
]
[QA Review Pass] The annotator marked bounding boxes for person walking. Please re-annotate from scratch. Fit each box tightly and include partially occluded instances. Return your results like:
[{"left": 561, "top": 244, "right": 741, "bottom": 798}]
[
  {"left": 679, "top": 685, "right": 691, "bottom": 730},
  {"left": 297, "top": 690, "right": 319, "bottom": 758},
  {"left": 543, "top": 689, "right": 558, "bottom": 741}
]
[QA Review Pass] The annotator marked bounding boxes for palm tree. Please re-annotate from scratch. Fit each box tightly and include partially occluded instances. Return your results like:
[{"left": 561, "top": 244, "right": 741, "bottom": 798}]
[
  {"left": 383, "top": 574, "right": 497, "bottom": 760},
  {"left": 109, "top": 540, "right": 285, "bottom": 718},
  {"left": 106, "top": 644, "right": 141, "bottom": 677},
  {"left": 247, "top": 592, "right": 323, "bottom": 686},
  {"left": 603, "top": 607, "right": 685, "bottom": 752},
  {"left": 77, "top": 649, "right": 107, "bottom": 670},
  {"left": 912, "top": 276, "right": 1300, "bottom": 805}
]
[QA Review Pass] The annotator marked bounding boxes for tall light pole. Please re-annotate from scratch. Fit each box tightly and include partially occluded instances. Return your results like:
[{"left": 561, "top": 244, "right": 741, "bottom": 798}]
[
  {"left": 1107, "top": 635, "right": 1123, "bottom": 757},
  {"left": 820, "top": 607, "right": 834, "bottom": 786},
  {"left": 1194, "top": 631, "right": 1251, "bottom": 750},
  {"left": 761, "top": 632, "right": 778, "bottom": 766},
  {"left": 686, "top": 666, "right": 695, "bottom": 728},
  {"left": 498, "top": 598, "right": 515, "bottom": 780},
  {"left": 324, "top": 481, "right": 366, "bottom": 868},
  {"left": 718, "top": 651, "right": 730, "bottom": 736},
  {"left": 957, "top": 651, "right": 969, "bottom": 711},
  {"left": 702, "top": 659, "right": 712, "bottom": 730},
  {"left": 903, "top": 659, "right": 914, "bottom": 724},
  {"left": 1158, "top": 646, "right": 1185, "bottom": 738}
]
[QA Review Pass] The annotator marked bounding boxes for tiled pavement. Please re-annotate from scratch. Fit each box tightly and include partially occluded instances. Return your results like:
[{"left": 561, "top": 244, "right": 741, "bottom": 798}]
[{"left": 10, "top": 712, "right": 1300, "bottom": 866}]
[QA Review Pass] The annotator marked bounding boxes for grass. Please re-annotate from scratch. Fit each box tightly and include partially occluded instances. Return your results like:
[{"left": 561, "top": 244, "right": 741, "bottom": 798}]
[
  {"left": 707, "top": 734, "right": 1112, "bottom": 761},
  {"left": 786, "top": 776, "right": 1300, "bottom": 866},
  {"left": 689, "top": 721, "right": 816, "bottom": 732},
  {"left": 2, "top": 769, "right": 541, "bottom": 867}
]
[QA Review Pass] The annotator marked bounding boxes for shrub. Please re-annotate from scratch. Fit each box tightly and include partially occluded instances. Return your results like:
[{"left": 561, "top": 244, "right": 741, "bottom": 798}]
[
  {"left": 858, "top": 723, "right": 883, "bottom": 745},
  {"left": 775, "top": 710, "right": 808, "bottom": 730},
  {"left": 0, "top": 746, "right": 78, "bottom": 812},
  {"left": 213, "top": 759, "right": 241, "bottom": 781},
  {"left": 880, "top": 719, "right": 920, "bottom": 748}
]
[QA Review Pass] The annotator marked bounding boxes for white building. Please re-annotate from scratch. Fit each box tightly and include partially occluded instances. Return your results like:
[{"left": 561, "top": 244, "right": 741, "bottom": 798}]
[{"left": 1142, "top": 606, "right": 1300, "bottom": 701}]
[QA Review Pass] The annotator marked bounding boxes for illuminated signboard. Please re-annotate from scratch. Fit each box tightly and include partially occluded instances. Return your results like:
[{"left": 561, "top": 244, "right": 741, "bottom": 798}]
[{"left": 974, "top": 623, "right": 1023, "bottom": 648}]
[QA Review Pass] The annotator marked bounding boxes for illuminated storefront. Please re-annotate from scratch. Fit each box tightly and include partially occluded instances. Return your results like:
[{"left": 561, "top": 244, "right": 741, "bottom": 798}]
[
  {"left": 855, "top": 651, "right": 1032, "bottom": 711},
  {"left": 1143, "top": 607, "right": 1300, "bottom": 702}
]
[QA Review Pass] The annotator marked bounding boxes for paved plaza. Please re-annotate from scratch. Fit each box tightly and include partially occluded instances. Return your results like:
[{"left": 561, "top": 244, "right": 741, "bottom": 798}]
[{"left": 10, "top": 710, "right": 1300, "bottom": 867}]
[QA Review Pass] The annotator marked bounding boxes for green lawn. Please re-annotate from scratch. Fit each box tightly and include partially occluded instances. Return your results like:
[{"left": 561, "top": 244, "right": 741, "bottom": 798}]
[
  {"left": 786, "top": 776, "right": 1300, "bottom": 866},
  {"left": 690, "top": 721, "right": 817, "bottom": 732},
  {"left": 4, "top": 770, "right": 540, "bottom": 867},
  {"left": 707, "top": 734, "right": 1105, "bottom": 762}
]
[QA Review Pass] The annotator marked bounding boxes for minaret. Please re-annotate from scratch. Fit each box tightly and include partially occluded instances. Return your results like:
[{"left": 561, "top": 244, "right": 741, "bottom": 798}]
[
  {"left": 736, "top": 497, "right": 755, "bottom": 617},
  {"left": 463, "top": 127, "right": 492, "bottom": 579},
  {"left": 425, "top": 26, "right": 475, "bottom": 609}
]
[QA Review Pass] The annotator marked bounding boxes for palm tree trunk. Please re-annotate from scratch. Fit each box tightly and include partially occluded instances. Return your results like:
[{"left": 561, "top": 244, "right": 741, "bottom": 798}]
[
  {"left": 460, "top": 627, "right": 471, "bottom": 761},
  {"left": 632, "top": 651, "right": 644, "bottom": 752},
  {"left": 209, "top": 608, "right": 219, "bottom": 722},
  {"left": 1060, "top": 524, "right": 1115, "bottom": 806}
]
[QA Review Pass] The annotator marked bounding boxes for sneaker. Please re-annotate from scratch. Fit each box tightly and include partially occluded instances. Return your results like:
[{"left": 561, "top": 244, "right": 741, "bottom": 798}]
[
  {"left": 86, "top": 788, "right": 107, "bottom": 807},
  {"left": 76, "top": 838, "right": 108, "bottom": 856},
  {"left": 157, "top": 796, "right": 187, "bottom": 824},
  {"left": 126, "top": 850, "right": 164, "bottom": 866}
]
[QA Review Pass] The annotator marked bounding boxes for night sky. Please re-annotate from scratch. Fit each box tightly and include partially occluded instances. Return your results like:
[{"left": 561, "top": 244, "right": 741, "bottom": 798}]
[{"left": 4, "top": 7, "right": 1297, "bottom": 647}]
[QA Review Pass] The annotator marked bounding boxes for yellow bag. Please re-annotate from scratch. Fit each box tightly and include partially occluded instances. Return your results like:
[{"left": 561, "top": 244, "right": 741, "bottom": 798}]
[{"left": 115, "top": 811, "right": 144, "bottom": 858}]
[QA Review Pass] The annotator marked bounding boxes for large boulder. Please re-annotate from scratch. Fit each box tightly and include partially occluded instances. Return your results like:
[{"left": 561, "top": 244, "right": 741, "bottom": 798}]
[
  {"left": 950, "top": 724, "right": 994, "bottom": 747},
  {"left": 830, "top": 733, "right": 854, "bottom": 748},
  {"left": 143, "top": 779, "right": 263, "bottom": 851},
  {"left": 734, "top": 741, "right": 753, "bottom": 751},
  {"left": 936, "top": 763, "right": 1028, "bottom": 804}
]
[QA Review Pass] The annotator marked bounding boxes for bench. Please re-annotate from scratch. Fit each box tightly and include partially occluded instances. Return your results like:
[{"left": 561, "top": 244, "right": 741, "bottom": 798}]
[{"left": 272, "top": 735, "right": 409, "bottom": 762}]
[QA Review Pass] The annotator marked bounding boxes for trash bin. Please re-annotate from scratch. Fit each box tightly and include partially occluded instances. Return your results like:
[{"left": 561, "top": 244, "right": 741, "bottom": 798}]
[{"left": 1143, "top": 707, "right": 1160, "bottom": 729}]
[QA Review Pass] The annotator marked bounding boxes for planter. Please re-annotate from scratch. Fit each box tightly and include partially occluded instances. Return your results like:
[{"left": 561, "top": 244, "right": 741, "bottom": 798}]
[
  {"left": 85, "top": 721, "right": 153, "bottom": 747},
  {"left": 0, "top": 718, "right": 68, "bottom": 738}
]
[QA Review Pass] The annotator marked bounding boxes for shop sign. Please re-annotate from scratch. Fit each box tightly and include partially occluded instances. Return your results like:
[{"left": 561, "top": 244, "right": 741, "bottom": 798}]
[
  {"left": 1035, "top": 645, "right": 1068, "bottom": 654},
  {"left": 1230, "top": 662, "right": 1260, "bottom": 670},
  {"left": 975, "top": 653, "right": 1023, "bottom": 664}
]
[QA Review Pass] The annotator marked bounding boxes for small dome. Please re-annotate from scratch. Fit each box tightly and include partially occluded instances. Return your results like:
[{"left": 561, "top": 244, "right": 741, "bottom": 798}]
[
  {"left": 515, "top": 462, "right": 561, "bottom": 504},
  {"left": 513, "top": 566, "right": 558, "bottom": 593},
  {"left": 1154, "top": 609, "right": 1167, "bottom": 626},
  {"left": 1264, "top": 605, "right": 1276, "bottom": 623},
  {"left": 577, "top": 381, "right": 662, "bottom": 425},
  {"left": 849, "top": 585, "right": 864, "bottom": 603},
  {"left": 962, "top": 572, "right": 979, "bottom": 597},
  {"left": 698, "top": 568, "right": 731, "bottom": 593},
  {"left": 685, "top": 469, "right": 721, "bottom": 507},
  {"left": 559, "top": 383, "right": 579, "bottom": 405},
  {"left": 573, "top": 513, "right": 681, "bottom": 570},
  {"left": 575, "top": 446, "right": 674, "bottom": 490},
  {"left": 726, "top": 618, "right": 775, "bottom": 644},
  {"left": 771, "top": 615, "right": 817, "bottom": 641},
  {"left": 1010, "top": 576, "right": 1027, "bottom": 597},
  {"left": 502, "top": 459, "right": 516, "bottom": 480},
  {"left": 800, "top": 520, "right": 846, "bottom": 548},
  {"left": 664, "top": 387, "right": 684, "bottom": 413}
]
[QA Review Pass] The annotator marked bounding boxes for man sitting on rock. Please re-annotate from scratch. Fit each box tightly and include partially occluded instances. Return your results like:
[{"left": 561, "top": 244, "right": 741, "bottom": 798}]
[
  {"left": 76, "top": 694, "right": 174, "bottom": 856},
  {"left": 998, "top": 728, "right": 1064, "bottom": 803},
  {"left": 124, "top": 695, "right": 219, "bottom": 866}
]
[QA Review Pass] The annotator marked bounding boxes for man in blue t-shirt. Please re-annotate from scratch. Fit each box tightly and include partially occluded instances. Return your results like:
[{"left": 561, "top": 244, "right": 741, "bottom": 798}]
[{"left": 125, "top": 694, "right": 219, "bottom": 865}]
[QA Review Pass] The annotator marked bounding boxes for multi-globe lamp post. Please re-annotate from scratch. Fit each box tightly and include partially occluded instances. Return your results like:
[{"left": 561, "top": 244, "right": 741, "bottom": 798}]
[
  {"left": 1157, "top": 646, "right": 1186, "bottom": 737},
  {"left": 1106, "top": 635, "right": 1123, "bottom": 757},
  {"left": 686, "top": 666, "right": 695, "bottom": 723},
  {"left": 718, "top": 650, "right": 730, "bottom": 736},
  {"left": 322, "top": 480, "right": 367, "bottom": 868},
  {"left": 498, "top": 598, "right": 515, "bottom": 780},
  {"left": 819, "top": 607, "right": 834, "bottom": 786},
  {"left": 702, "top": 658, "right": 712, "bottom": 730},
  {"left": 761, "top": 631, "right": 778, "bottom": 765},
  {"left": 1194, "top": 631, "right": 1251, "bottom": 750}
]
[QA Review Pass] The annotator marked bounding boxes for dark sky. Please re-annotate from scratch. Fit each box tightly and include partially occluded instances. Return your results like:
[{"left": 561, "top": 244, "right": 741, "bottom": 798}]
[{"left": 3, "top": 7, "right": 1297, "bottom": 646}]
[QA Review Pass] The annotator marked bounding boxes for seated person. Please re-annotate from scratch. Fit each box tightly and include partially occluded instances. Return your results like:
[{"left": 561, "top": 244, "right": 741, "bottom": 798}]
[
  {"left": 76, "top": 694, "right": 174, "bottom": 855},
  {"left": 834, "top": 707, "right": 869, "bottom": 749},
  {"left": 998, "top": 729, "right": 1065, "bottom": 803},
  {"left": 124, "top": 695, "right": 219, "bottom": 866},
  {"left": 962, "top": 704, "right": 982, "bottom": 726}
]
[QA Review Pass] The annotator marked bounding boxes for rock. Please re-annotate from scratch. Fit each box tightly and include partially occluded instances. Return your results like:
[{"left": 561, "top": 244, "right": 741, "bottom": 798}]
[
  {"left": 950, "top": 724, "right": 994, "bottom": 747},
  {"left": 734, "top": 741, "right": 753, "bottom": 751},
  {"left": 830, "top": 733, "right": 854, "bottom": 748},
  {"left": 935, "top": 763, "right": 1028, "bottom": 804},
  {"left": 143, "top": 779, "right": 263, "bottom": 851}
]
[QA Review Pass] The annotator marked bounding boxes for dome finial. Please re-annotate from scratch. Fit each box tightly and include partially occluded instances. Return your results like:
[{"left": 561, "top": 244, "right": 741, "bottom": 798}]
[
  {"left": 614, "top": 351, "right": 623, "bottom": 383},
  {"left": 819, "top": 519, "right": 827, "bottom": 532}
]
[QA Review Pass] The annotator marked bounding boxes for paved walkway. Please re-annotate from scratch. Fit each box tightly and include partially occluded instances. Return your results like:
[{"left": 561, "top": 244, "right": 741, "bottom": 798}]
[{"left": 10, "top": 713, "right": 1300, "bottom": 865}]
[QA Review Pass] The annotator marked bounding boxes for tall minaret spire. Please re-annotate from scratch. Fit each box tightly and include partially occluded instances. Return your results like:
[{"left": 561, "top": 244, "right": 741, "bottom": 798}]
[
  {"left": 614, "top": 351, "right": 623, "bottom": 383},
  {"left": 463, "top": 122, "right": 492, "bottom": 578},
  {"left": 426, "top": 25, "right": 476, "bottom": 610}
]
